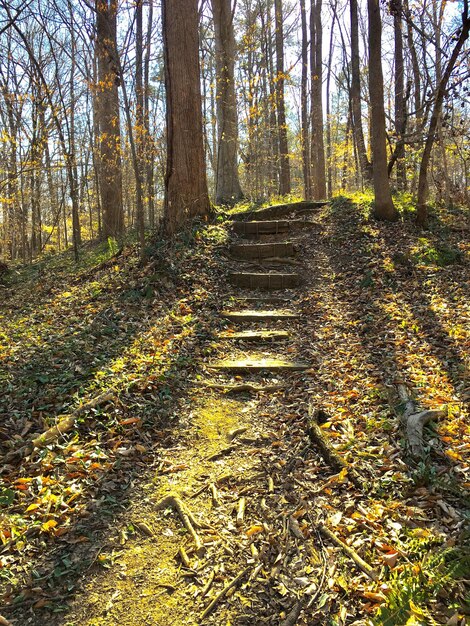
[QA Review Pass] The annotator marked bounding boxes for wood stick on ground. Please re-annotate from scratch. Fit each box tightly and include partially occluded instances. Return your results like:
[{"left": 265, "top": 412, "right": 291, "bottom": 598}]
[
  {"left": 3, "top": 391, "right": 115, "bottom": 464},
  {"left": 32, "top": 391, "right": 115, "bottom": 449},
  {"left": 209, "top": 483, "right": 220, "bottom": 507},
  {"left": 397, "top": 384, "right": 447, "bottom": 458},
  {"left": 201, "top": 570, "right": 215, "bottom": 598},
  {"left": 155, "top": 495, "right": 205, "bottom": 553},
  {"left": 319, "top": 524, "right": 379, "bottom": 581},
  {"left": 307, "top": 417, "right": 362, "bottom": 488},
  {"left": 200, "top": 566, "right": 252, "bottom": 621},
  {"left": 178, "top": 546, "right": 191, "bottom": 568},
  {"left": 236, "top": 497, "right": 246, "bottom": 526}
]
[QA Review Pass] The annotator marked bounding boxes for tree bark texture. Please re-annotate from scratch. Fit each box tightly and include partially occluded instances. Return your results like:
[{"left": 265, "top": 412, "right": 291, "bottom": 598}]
[
  {"left": 163, "top": 0, "right": 210, "bottom": 234},
  {"left": 300, "top": 0, "right": 311, "bottom": 199},
  {"left": 350, "top": 0, "right": 372, "bottom": 186},
  {"left": 367, "top": 0, "right": 398, "bottom": 220},
  {"left": 211, "top": 0, "right": 243, "bottom": 205},
  {"left": 310, "top": 0, "right": 326, "bottom": 200},
  {"left": 274, "top": 0, "right": 291, "bottom": 196},
  {"left": 95, "top": 0, "right": 124, "bottom": 239}
]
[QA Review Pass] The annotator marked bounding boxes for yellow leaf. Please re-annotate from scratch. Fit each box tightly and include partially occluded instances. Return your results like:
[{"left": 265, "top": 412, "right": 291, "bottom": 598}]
[
  {"left": 26, "top": 503, "right": 41, "bottom": 513},
  {"left": 41, "top": 520, "right": 58, "bottom": 533}
]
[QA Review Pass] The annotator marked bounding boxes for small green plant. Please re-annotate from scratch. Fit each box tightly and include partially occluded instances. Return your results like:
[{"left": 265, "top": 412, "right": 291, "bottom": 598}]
[{"left": 411, "top": 237, "right": 462, "bottom": 267}]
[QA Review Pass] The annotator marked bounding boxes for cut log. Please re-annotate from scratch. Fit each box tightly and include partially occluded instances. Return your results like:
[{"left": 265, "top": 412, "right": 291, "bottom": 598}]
[
  {"left": 221, "top": 310, "right": 299, "bottom": 322},
  {"left": 232, "top": 200, "right": 328, "bottom": 221},
  {"left": 217, "top": 330, "right": 290, "bottom": 341},
  {"left": 209, "top": 358, "right": 310, "bottom": 373},
  {"left": 230, "top": 242, "right": 295, "bottom": 260},
  {"left": 229, "top": 272, "right": 300, "bottom": 290}
]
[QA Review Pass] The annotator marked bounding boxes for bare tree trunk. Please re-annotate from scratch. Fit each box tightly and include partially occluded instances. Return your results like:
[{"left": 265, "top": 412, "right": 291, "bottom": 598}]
[
  {"left": 274, "top": 0, "right": 291, "bottom": 196},
  {"left": 144, "top": 0, "right": 155, "bottom": 228},
  {"left": 211, "top": 0, "right": 243, "bottom": 205},
  {"left": 95, "top": 0, "right": 124, "bottom": 239},
  {"left": 300, "top": 0, "right": 311, "bottom": 199},
  {"left": 310, "top": 0, "right": 326, "bottom": 200},
  {"left": 350, "top": 0, "right": 372, "bottom": 185},
  {"left": 325, "top": 0, "right": 338, "bottom": 198},
  {"left": 367, "top": 0, "right": 398, "bottom": 220},
  {"left": 416, "top": 6, "right": 470, "bottom": 225},
  {"left": 391, "top": 0, "right": 406, "bottom": 189},
  {"left": 162, "top": 0, "right": 210, "bottom": 234},
  {"left": 135, "top": 0, "right": 146, "bottom": 251}
]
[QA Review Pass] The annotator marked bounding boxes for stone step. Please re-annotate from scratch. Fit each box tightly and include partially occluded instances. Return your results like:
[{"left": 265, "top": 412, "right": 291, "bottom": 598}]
[
  {"left": 233, "top": 200, "right": 328, "bottom": 221},
  {"left": 229, "top": 272, "right": 300, "bottom": 290},
  {"left": 209, "top": 358, "right": 310, "bottom": 373},
  {"left": 230, "top": 242, "right": 295, "bottom": 260},
  {"left": 217, "top": 330, "right": 290, "bottom": 341},
  {"left": 221, "top": 310, "right": 299, "bottom": 322}
]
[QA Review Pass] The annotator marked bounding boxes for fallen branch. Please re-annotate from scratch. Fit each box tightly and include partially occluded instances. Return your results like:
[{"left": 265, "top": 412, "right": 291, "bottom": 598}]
[
  {"left": 397, "top": 385, "right": 447, "bottom": 458},
  {"left": 200, "top": 566, "right": 252, "bottom": 621},
  {"left": 319, "top": 524, "right": 379, "bottom": 581},
  {"left": 3, "top": 391, "right": 115, "bottom": 464},
  {"left": 155, "top": 494, "right": 205, "bottom": 553},
  {"left": 307, "top": 410, "right": 362, "bottom": 488},
  {"left": 32, "top": 391, "right": 115, "bottom": 449}
]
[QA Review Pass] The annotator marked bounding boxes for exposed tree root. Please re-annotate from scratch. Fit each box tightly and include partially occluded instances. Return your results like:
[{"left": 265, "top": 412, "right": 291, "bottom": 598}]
[
  {"left": 200, "top": 566, "right": 252, "bottom": 621},
  {"left": 154, "top": 494, "right": 205, "bottom": 554},
  {"left": 319, "top": 524, "right": 379, "bottom": 582},
  {"left": 397, "top": 384, "right": 447, "bottom": 458}
]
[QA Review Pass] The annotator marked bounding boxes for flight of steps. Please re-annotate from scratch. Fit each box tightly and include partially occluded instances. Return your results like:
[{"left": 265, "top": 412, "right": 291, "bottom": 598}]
[{"left": 209, "top": 201, "right": 325, "bottom": 380}]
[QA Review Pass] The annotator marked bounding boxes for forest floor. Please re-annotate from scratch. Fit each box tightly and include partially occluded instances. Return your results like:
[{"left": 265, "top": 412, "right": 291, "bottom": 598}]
[{"left": 0, "top": 195, "right": 469, "bottom": 626}]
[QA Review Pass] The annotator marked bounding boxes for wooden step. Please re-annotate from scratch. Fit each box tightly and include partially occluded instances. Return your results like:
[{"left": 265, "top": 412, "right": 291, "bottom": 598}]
[
  {"left": 230, "top": 242, "right": 295, "bottom": 260},
  {"left": 229, "top": 296, "right": 292, "bottom": 305},
  {"left": 232, "top": 220, "right": 290, "bottom": 236},
  {"left": 209, "top": 358, "right": 310, "bottom": 373},
  {"left": 233, "top": 200, "right": 328, "bottom": 221},
  {"left": 217, "top": 330, "right": 290, "bottom": 341},
  {"left": 232, "top": 219, "right": 318, "bottom": 237},
  {"left": 229, "top": 272, "right": 300, "bottom": 290},
  {"left": 221, "top": 310, "right": 299, "bottom": 322}
]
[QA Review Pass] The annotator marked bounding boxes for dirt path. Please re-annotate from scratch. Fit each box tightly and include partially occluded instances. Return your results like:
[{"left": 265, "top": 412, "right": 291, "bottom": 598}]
[{"left": 4, "top": 201, "right": 468, "bottom": 626}]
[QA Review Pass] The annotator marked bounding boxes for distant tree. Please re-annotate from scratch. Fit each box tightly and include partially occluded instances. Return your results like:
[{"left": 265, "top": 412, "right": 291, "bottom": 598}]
[
  {"left": 162, "top": 0, "right": 210, "bottom": 234},
  {"left": 416, "top": 3, "right": 470, "bottom": 226}
]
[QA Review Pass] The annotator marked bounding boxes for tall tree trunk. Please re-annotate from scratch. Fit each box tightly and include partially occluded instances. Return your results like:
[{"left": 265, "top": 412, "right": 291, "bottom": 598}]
[
  {"left": 95, "top": 0, "right": 124, "bottom": 239},
  {"left": 310, "top": 0, "right": 326, "bottom": 200},
  {"left": 211, "top": 0, "right": 243, "bottom": 205},
  {"left": 144, "top": 0, "right": 155, "bottom": 228},
  {"left": 350, "top": 0, "right": 372, "bottom": 185},
  {"left": 162, "top": 0, "right": 210, "bottom": 234},
  {"left": 416, "top": 6, "right": 470, "bottom": 225},
  {"left": 391, "top": 0, "right": 406, "bottom": 189},
  {"left": 367, "top": 0, "right": 399, "bottom": 220},
  {"left": 274, "top": 0, "right": 291, "bottom": 196},
  {"left": 300, "top": 0, "right": 311, "bottom": 199},
  {"left": 135, "top": 0, "right": 146, "bottom": 251},
  {"left": 325, "top": 0, "right": 338, "bottom": 198}
]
